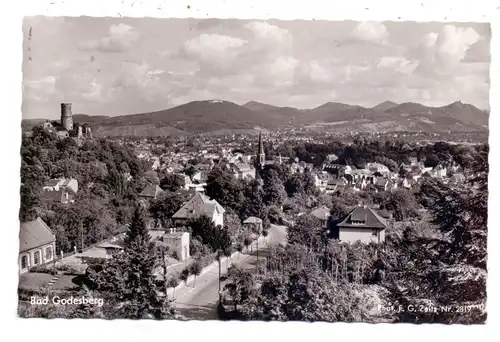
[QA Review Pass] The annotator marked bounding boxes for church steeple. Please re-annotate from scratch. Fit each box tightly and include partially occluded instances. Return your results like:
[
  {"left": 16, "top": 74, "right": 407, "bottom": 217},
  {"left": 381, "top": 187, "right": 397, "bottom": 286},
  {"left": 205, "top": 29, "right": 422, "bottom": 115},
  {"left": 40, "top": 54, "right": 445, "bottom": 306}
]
[
  {"left": 255, "top": 131, "right": 266, "bottom": 180},
  {"left": 257, "top": 132, "right": 265, "bottom": 166}
]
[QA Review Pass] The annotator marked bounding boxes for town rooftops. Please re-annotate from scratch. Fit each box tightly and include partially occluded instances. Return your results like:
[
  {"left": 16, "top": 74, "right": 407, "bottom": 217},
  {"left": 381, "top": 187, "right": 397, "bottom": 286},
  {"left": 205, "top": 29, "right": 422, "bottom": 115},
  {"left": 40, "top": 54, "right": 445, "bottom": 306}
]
[
  {"left": 243, "top": 216, "right": 263, "bottom": 224},
  {"left": 172, "top": 193, "right": 225, "bottom": 220},
  {"left": 337, "top": 206, "right": 387, "bottom": 229},
  {"left": 19, "top": 218, "right": 56, "bottom": 253}
]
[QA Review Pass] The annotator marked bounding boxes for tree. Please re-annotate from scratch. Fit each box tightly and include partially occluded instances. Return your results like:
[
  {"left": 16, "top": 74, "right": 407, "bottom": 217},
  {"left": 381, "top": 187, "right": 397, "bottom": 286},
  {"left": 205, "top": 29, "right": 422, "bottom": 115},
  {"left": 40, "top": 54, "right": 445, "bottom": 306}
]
[
  {"left": 285, "top": 174, "right": 304, "bottom": 197},
  {"left": 180, "top": 268, "right": 190, "bottom": 284},
  {"left": 238, "top": 267, "right": 367, "bottom": 322},
  {"left": 223, "top": 266, "right": 255, "bottom": 311},
  {"left": 263, "top": 169, "right": 287, "bottom": 207},
  {"left": 149, "top": 193, "right": 183, "bottom": 228},
  {"left": 167, "top": 275, "right": 179, "bottom": 299},
  {"left": 287, "top": 214, "right": 325, "bottom": 252},
  {"left": 243, "top": 234, "right": 253, "bottom": 253},
  {"left": 205, "top": 166, "right": 244, "bottom": 212},
  {"left": 189, "top": 260, "right": 203, "bottom": 287},
  {"left": 160, "top": 173, "right": 185, "bottom": 192},
  {"left": 240, "top": 181, "right": 267, "bottom": 220},
  {"left": 90, "top": 204, "right": 175, "bottom": 319}
]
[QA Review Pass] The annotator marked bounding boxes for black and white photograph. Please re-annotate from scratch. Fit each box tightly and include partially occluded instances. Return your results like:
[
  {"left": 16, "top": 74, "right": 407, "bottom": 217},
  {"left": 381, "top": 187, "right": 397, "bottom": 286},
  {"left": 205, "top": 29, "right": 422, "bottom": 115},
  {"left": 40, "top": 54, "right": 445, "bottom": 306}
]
[{"left": 18, "top": 13, "right": 489, "bottom": 324}]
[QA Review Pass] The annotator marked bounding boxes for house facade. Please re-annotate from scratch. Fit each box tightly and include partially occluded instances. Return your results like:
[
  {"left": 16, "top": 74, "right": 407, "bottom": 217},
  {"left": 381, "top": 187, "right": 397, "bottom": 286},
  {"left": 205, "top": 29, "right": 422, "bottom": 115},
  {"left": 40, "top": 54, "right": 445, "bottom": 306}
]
[
  {"left": 161, "top": 229, "right": 190, "bottom": 261},
  {"left": 19, "top": 218, "right": 56, "bottom": 274},
  {"left": 332, "top": 206, "right": 387, "bottom": 244}
]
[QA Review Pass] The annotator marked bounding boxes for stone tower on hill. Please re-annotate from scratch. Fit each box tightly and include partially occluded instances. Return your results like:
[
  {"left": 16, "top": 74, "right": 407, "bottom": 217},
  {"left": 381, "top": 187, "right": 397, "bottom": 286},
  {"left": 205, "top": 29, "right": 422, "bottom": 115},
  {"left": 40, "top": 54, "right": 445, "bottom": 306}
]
[{"left": 60, "top": 103, "right": 73, "bottom": 131}]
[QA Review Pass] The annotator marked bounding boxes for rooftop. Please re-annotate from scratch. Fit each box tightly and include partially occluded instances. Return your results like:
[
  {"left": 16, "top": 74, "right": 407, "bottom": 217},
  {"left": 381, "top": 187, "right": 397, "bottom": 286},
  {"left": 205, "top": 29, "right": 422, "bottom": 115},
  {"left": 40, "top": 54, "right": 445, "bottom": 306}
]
[
  {"left": 172, "top": 193, "right": 225, "bottom": 220},
  {"left": 19, "top": 218, "right": 56, "bottom": 253},
  {"left": 337, "top": 206, "right": 387, "bottom": 229}
]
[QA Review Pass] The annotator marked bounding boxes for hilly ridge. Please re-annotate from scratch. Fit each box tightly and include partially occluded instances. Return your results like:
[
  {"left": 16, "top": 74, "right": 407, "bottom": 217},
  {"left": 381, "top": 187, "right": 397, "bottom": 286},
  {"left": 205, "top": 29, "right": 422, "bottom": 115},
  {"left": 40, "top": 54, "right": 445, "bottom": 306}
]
[{"left": 22, "top": 99, "right": 489, "bottom": 137}]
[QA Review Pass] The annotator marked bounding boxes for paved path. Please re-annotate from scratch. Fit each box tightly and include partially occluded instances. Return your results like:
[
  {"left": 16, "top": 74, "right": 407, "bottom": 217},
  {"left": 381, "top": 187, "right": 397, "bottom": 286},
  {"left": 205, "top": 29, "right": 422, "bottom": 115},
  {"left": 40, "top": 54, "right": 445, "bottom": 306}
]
[{"left": 173, "top": 224, "right": 287, "bottom": 320}]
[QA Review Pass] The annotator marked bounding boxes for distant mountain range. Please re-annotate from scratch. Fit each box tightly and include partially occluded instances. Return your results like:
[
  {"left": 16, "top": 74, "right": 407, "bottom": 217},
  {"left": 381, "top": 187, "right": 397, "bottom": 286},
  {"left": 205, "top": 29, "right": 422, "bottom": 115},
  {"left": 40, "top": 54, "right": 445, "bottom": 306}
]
[{"left": 22, "top": 99, "right": 489, "bottom": 137}]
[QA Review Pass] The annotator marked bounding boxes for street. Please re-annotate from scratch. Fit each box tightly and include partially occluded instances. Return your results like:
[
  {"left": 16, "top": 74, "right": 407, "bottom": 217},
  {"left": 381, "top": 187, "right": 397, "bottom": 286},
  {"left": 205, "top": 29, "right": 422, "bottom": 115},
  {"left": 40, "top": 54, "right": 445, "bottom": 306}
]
[{"left": 173, "top": 224, "right": 287, "bottom": 320}]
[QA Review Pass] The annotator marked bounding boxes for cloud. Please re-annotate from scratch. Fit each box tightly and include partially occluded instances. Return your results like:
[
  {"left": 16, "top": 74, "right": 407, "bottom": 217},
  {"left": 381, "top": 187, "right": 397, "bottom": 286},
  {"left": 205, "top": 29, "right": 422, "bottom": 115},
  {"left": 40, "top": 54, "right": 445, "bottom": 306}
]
[
  {"left": 352, "top": 22, "right": 389, "bottom": 44},
  {"left": 244, "top": 21, "right": 292, "bottom": 44},
  {"left": 79, "top": 23, "right": 139, "bottom": 53},
  {"left": 253, "top": 56, "right": 299, "bottom": 87},
  {"left": 177, "top": 33, "right": 247, "bottom": 75},
  {"left": 182, "top": 33, "right": 247, "bottom": 60},
  {"left": 376, "top": 56, "right": 419, "bottom": 75},
  {"left": 413, "top": 24, "right": 481, "bottom": 76},
  {"left": 22, "top": 19, "right": 491, "bottom": 118}
]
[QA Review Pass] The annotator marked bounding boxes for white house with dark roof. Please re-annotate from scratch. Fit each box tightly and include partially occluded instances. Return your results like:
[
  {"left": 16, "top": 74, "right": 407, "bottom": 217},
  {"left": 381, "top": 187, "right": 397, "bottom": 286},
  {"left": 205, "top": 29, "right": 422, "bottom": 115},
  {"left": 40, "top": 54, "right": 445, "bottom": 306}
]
[
  {"left": 19, "top": 218, "right": 56, "bottom": 274},
  {"left": 43, "top": 178, "right": 78, "bottom": 194},
  {"left": 172, "top": 193, "right": 225, "bottom": 227},
  {"left": 333, "top": 206, "right": 387, "bottom": 244}
]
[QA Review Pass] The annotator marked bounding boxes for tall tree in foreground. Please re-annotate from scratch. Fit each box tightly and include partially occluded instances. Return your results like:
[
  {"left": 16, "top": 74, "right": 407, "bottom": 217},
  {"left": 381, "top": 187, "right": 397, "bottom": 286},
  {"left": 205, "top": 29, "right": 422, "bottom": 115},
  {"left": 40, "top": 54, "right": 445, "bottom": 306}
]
[{"left": 91, "top": 204, "right": 176, "bottom": 319}]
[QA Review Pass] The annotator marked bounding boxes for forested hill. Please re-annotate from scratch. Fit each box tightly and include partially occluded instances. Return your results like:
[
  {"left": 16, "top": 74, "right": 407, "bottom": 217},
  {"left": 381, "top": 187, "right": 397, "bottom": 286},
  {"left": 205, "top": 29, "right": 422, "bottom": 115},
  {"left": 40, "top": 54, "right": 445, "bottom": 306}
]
[{"left": 20, "top": 126, "right": 152, "bottom": 252}]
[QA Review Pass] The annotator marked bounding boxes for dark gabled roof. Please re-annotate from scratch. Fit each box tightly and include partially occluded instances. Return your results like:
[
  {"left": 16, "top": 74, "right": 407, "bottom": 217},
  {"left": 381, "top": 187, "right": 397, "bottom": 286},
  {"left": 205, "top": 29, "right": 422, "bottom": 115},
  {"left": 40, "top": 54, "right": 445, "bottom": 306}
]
[
  {"left": 40, "top": 189, "right": 70, "bottom": 203},
  {"left": 139, "top": 184, "right": 165, "bottom": 198},
  {"left": 172, "top": 193, "right": 225, "bottom": 220},
  {"left": 337, "top": 206, "right": 387, "bottom": 229},
  {"left": 19, "top": 218, "right": 56, "bottom": 252},
  {"left": 45, "top": 179, "right": 61, "bottom": 187}
]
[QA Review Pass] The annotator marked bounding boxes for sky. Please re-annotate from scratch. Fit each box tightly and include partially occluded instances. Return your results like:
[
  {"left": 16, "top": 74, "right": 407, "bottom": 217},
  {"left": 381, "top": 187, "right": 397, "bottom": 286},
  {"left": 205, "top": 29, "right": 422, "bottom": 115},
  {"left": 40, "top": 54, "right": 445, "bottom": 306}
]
[{"left": 22, "top": 17, "right": 491, "bottom": 119}]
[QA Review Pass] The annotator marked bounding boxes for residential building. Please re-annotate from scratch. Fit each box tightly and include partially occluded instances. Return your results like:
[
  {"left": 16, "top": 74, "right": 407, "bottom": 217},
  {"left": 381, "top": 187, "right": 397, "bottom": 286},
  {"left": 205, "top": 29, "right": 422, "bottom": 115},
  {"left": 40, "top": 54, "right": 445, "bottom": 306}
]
[
  {"left": 161, "top": 228, "right": 190, "bottom": 261},
  {"left": 172, "top": 192, "right": 225, "bottom": 227},
  {"left": 332, "top": 206, "right": 387, "bottom": 244},
  {"left": 313, "top": 172, "right": 330, "bottom": 192},
  {"left": 139, "top": 184, "right": 166, "bottom": 200},
  {"left": 19, "top": 218, "right": 56, "bottom": 274},
  {"left": 309, "top": 206, "right": 331, "bottom": 228},
  {"left": 43, "top": 178, "right": 79, "bottom": 193},
  {"left": 40, "top": 189, "right": 74, "bottom": 204}
]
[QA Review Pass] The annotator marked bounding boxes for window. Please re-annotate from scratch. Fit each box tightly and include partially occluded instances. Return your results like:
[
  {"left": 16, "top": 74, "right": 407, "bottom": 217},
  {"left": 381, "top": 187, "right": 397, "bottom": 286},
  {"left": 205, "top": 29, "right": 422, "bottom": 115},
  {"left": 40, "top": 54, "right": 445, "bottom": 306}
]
[
  {"left": 34, "top": 251, "right": 40, "bottom": 265},
  {"left": 21, "top": 256, "right": 28, "bottom": 269},
  {"left": 45, "top": 246, "right": 53, "bottom": 261},
  {"left": 372, "top": 229, "right": 378, "bottom": 236}
]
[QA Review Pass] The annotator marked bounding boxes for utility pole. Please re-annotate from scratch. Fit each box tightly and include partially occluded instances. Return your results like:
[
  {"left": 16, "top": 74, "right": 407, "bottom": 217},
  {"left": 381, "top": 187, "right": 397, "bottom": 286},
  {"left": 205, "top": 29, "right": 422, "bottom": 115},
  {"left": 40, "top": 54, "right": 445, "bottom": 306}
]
[{"left": 80, "top": 221, "right": 84, "bottom": 252}]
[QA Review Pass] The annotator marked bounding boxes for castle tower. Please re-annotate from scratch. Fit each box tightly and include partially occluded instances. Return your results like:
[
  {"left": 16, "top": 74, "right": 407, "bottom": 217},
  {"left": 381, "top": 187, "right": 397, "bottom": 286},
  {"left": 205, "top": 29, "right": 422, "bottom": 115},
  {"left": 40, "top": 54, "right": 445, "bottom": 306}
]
[{"left": 61, "top": 103, "right": 73, "bottom": 131}]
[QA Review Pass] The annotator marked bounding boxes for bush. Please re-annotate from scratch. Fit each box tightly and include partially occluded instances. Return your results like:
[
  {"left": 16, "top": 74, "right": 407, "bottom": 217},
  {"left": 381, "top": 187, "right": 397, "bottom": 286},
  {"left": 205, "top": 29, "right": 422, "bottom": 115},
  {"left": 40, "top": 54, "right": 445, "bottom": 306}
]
[
  {"left": 167, "top": 274, "right": 179, "bottom": 288},
  {"left": 30, "top": 265, "right": 57, "bottom": 275},
  {"left": 268, "top": 206, "right": 283, "bottom": 225},
  {"left": 189, "top": 260, "right": 203, "bottom": 278},
  {"left": 180, "top": 268, "right": 190, "bottom": 283}
]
